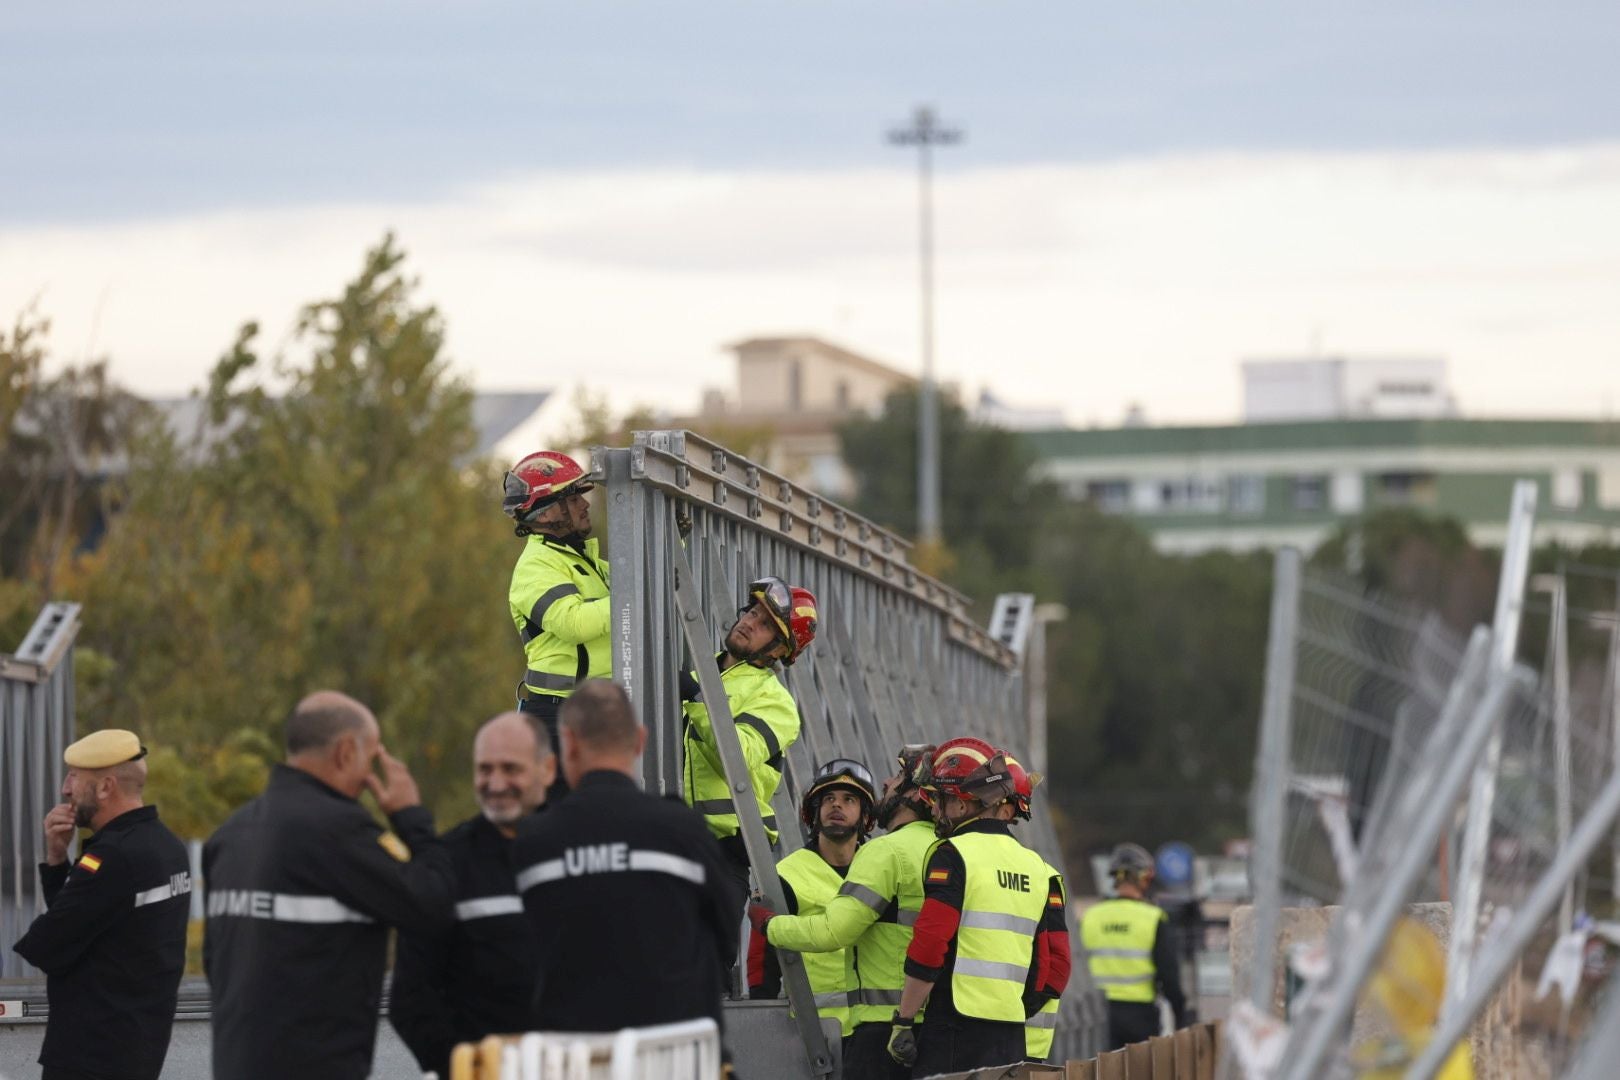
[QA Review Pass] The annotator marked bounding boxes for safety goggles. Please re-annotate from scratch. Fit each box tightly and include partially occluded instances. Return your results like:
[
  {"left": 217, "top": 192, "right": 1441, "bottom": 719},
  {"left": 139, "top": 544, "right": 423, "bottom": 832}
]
[
  {"left": 747, "top": 577, "right": 793, "bottom": 639},
  {"left": 813, "top": 758, "right": 875, "bottom": 792}
]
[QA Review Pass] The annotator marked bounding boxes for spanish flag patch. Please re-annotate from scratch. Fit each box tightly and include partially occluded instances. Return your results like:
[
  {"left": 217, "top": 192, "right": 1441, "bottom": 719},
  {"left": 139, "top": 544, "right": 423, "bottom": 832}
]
[
  {"left": 77, "top": 853, "right": 102, "bottom": 874},
  {"left": 1049, "top": 892, "right": 1063, "bottom": 906},
  {"left": 927, "top": 868, "right": 950, "bottom": 883}
]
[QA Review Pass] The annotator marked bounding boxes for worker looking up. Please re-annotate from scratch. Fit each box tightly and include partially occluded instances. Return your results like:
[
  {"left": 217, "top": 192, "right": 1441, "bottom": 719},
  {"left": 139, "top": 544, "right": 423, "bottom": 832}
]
[
  {"left": 749, "top": 745, "right": 938, "bottom": 1080},
  {"left": 512, "top": 679, "right": 740, "bottom": 1036},
  {"left": 887, "top": 738, "right": 1070, "bottom": 1075},
  {"left": 503, "top": 449, "right": 609, "bottom": 802},
  {"left": 748, "top": 758, "right": 876, "bottom": 1040},
  {"left": 1081, "top": 842, "right": 1189, "bottom": 1050},
  {"left": 681, "top": 575, "right": 815, "bottom": 894},
  {"left": 389, "top": 711, "right": 555, "bottom": 1079}
]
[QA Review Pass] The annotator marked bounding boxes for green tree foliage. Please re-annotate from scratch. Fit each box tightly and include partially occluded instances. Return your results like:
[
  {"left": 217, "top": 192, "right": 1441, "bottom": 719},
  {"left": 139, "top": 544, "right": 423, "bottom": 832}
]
[
  {"left": 56, "top": 236, "right": 518, "bottom": 830},
  {"left": 0, "top": 308, "right": 146, "bottom": 630},
  {"left": 839, "top": 388, "right": 1057, "bottom": 592}
]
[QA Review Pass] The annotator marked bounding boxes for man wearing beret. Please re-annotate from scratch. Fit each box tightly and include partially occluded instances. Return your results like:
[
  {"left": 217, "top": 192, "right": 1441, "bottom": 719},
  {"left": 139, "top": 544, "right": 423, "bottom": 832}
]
[
  {"left": 204, "top": 690, "right": 456, "bottom": 1080},
  {"left": 12, "top": 729, "right": 192, "bottom": 1080}
]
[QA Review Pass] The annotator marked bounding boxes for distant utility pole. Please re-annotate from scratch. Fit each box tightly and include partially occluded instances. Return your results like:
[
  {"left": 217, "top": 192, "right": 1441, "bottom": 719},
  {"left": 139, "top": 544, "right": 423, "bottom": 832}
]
[{"left": 887, "top": 105, "right": 961, "bottom": 546}]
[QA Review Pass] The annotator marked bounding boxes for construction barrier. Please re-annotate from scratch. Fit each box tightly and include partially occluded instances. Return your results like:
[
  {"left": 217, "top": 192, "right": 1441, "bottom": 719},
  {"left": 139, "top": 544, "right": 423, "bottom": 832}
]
[
  {"left": 444, "top": 1017, "right": 721, "bottom": 1080},
  {"left": 1067, "top": 1022, "right": 1222, "bottom": 1080}
]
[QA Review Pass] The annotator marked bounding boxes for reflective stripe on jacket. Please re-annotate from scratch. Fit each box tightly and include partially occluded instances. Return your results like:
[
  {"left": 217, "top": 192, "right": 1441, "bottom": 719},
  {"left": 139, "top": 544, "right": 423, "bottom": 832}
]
[
  {"left": 768, "top": 818, "right": 936, "bottom": 1027},
  {"left": 1080, "top": 896, "right": 1163, "bottom": 1004},
  {"left": 681, "top": 657, "right": 800, "bottom": 844},
  {"left": 943, "top": 830, "right": 1051, "bottom": 1023},
  {"left": 509, "top": 535, "right": 610, "bottom": 698},
  {"left": 776, "top": 848, "right": 857, "bottom": 1036}
]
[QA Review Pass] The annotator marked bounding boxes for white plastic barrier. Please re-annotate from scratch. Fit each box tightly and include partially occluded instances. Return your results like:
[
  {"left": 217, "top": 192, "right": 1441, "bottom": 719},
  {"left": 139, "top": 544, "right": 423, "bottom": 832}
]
[{"left": 443, "top": 1018, "right": 721, "bottom": 1080}]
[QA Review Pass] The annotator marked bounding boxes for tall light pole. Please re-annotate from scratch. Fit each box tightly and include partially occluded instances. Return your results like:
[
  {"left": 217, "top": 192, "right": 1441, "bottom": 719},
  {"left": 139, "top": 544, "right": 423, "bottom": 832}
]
[{"left": 888, "top": 105, "right": 961, "bottom": 546}]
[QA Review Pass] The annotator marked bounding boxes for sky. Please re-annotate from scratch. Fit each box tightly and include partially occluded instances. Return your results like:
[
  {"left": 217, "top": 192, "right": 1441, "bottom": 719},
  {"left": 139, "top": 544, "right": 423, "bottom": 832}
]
[{"left": 4, "top": 1, "right": 1620, "bottom": 424}]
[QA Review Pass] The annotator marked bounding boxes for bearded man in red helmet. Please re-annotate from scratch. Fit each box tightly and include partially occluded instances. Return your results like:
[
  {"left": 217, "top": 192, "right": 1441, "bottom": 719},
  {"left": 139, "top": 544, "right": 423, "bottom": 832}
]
[
  {"left": 681, "top": 576, "right": 818, "bottom": 896},
  {"left": 503, "top": 450, "right": 609, "bottom": 801}
]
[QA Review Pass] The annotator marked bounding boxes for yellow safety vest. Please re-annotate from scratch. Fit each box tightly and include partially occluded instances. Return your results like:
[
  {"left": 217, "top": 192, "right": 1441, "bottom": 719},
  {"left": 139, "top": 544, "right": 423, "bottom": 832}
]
[
  {"left": 776, "top": 848, "right": 857, "bottom": 1036},
  {"left": 766, "top": 818, "right": 935, "bottom": 1028},
  {"left": 508, "top": 535, "right": 610, "bottom": 698},
  {"left": 943, "top": 831, "right": 1051, "bottom": 1024},
  {"left": 682, "top": 658, "right": 800, "bottom": 845},
  {"left": 1026, "top": 865, "right": 1066, "bottom": 1060},
  {"left": 1081, "top": 897, "right": 1163, "bottom": 1004}
]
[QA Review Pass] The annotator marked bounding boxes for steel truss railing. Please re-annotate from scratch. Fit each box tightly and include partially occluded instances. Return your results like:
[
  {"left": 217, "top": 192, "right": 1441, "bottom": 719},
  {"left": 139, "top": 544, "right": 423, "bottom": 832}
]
[
  {"left": 1, "top": 602, "right": 80, "bottom": 978},
  {"left": 595, "top": 430, "right": 1103, "bottom": 1073}
]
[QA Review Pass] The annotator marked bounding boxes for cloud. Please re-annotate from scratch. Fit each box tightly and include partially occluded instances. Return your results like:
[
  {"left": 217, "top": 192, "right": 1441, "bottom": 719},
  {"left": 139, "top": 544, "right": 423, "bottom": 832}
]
[{"left": 4, "top": 145, "right": 1620, "bottom": 425}]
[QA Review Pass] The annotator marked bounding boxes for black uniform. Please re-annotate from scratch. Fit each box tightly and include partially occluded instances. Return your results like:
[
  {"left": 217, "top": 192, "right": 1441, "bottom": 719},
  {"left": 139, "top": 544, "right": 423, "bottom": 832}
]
[
  {"left": 389, "top": 812, "right": 541, "bottom": 1078},
  {"left": 203, "top": 764, "right": 456, "bottom": 1080},
  {"left": 11, "top": 805, "right": 191, "bottom": 1080},
  {"left": 512, "top": 769, "right": 741, "bottom": 1032}
]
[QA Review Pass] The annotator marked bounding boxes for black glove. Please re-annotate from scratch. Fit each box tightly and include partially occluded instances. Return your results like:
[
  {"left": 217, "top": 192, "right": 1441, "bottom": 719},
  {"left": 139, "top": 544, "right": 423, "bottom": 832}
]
[{"left": 886, "top": 1012, "right": 918, "bottom": 1068}]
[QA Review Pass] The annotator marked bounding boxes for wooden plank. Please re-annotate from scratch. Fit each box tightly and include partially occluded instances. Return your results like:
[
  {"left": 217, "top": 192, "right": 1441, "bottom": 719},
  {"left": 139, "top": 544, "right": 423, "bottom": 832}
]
[
  {"left": 1065, "top": 1060, "right": 1097, "bottom": 1080},
  {"left": 1192, "top": 1023, "right": 1217, "bottom": 1080},
  {"left": 1150, "top": 1034, "right": 1175, "bottom": 1078},
  {"left": 1097, "top": 1048, "right": 1127, "bottom": 1080},
  {"left": 1172, "top": 1028, "right": 1196, "bottom": 1078},
  {"left": 1123, "top": 1040, "right": 1152, "bottom": 1078}
]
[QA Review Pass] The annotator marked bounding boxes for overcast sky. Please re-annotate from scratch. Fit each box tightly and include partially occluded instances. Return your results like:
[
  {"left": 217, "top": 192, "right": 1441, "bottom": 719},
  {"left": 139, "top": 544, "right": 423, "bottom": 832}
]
[{"left": 5, "top": 2, "right": 1619, "bottom": 423}]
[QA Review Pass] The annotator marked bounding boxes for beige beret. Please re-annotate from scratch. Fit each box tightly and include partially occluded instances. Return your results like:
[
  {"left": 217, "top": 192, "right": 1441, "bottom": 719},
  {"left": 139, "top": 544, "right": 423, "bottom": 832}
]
[{"left": 64, "top": 729, "right": 148, "bottom": 769}]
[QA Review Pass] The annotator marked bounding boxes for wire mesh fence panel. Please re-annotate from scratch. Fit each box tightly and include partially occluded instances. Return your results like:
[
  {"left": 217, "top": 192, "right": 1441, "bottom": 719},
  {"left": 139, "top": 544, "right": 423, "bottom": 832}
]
[{"left": 1277, "top": 571, "right": 1469, "bottom": 907}]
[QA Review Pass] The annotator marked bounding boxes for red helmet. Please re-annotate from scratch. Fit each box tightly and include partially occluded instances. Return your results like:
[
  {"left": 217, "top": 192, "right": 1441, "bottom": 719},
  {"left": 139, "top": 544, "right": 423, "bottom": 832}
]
[
  {"left": 921, "top": 737, "right": 1015, "bottom": 805},
  {"left": 999, "top": 751, "right": 1038, "bottom": 822},
  {"left": 503, "top": 451, "right": 593, "bottom": 525},
  {"left": 747, "top": 577, "right": 818, "bottom": 665}
]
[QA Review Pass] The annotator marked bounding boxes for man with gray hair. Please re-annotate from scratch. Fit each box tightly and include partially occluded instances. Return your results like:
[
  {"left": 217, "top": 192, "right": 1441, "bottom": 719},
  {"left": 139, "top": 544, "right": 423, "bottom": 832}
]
[
  {"left": 13, "top": 728, "right": 191, "bottom": 1080},
  {"left": 513, "top": 679, "right": 740, "bottom": 1035},
  {"left": 391, "top": 711, "right": 555, "bottom": 1078},
  {"left": 204, "top": 691, "right": 456, "bottom": 1080}
]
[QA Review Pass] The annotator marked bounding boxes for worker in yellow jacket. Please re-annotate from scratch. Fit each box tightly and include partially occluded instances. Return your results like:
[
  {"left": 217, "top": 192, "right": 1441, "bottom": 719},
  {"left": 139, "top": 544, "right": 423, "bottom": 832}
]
[{"left": 503, "top": 450, "right": 608, "bottom": 802}]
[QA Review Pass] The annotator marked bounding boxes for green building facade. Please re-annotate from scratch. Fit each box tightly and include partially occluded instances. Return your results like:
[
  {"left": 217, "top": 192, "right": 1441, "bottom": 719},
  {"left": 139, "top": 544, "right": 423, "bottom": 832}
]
[{"left": 1024, "top": 419, "right": 1620, "bottom": 553}]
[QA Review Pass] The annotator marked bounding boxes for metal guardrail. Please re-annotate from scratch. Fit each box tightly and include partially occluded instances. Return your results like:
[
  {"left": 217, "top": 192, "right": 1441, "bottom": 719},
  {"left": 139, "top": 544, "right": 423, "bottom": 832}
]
[
  {"left": 596, "top": 430, "right": 1106, "bottom": 1070},
  {"left": 1, "top": 602, "right": 81, "bottom": 978}
]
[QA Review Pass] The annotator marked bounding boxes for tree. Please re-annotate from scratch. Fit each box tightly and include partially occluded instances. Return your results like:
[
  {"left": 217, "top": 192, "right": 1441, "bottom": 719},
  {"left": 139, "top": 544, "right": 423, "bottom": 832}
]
[
  {"left": 0, "top": 308, "right": 146, "bottom": 611},
  {"left": 839, "top": 388, "right": 1058, "bottom": 592},
  {"left": 58, "top": 235, "right": 520, "bottom": 826}
]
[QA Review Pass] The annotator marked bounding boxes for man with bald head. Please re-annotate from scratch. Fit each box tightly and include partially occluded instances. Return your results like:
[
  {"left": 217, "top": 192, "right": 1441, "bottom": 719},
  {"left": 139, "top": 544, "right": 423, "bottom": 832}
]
[
  {"left": 390, "top": 712, "right": 554, "bottom": 1078},
  {"left": 13, "top": 729, "right": 191, "bottom": 1080},
  {"left": 204, "top": 690, "right": 456, "bottom": 1080},
  {"left": 513, "top": 680, "right": 740, "bottom": 1035}
]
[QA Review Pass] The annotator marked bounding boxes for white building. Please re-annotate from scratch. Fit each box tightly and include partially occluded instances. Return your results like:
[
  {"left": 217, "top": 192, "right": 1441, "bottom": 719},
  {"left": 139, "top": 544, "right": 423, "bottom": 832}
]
[{"left": 1242, "top": 357, "right": 1456, "bottom": 423}]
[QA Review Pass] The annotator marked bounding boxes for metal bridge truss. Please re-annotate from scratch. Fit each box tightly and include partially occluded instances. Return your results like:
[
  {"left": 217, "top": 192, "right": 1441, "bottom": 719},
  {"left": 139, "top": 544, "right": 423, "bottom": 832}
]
[{"left": 595, "top": 430, "right": 1105, "bottom": 1074}]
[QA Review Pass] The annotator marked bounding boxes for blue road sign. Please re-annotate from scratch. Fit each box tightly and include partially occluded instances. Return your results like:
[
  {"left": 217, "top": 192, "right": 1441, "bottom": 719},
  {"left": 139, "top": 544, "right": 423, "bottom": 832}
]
[{"left": 1156, "top": 841, "right": 1195, "bottom": 888}]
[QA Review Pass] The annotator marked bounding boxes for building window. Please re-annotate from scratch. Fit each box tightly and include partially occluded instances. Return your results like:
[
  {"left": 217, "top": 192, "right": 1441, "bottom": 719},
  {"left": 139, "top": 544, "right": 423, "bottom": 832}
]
[
  {"left": 1291, "top": 475, "right": 1330, "bottom": 511},
  {"left": 1085, "top": 480, "right": 1131, "bottom": 513},
  {"left": 1158, "top": 478, "right": 1223, "bottom": 513},
  {"left": 835, "top": 380, "right": 851, "bottom": 410},
  {"left": 1374, "top": 471, "right": 1437, "bottom": 507},
  {"left": 788, "top": 360, "right": 803, "bottom": 410},
  {"left": 1228, "top": 475, "right": 1264, "bottom": 514}
]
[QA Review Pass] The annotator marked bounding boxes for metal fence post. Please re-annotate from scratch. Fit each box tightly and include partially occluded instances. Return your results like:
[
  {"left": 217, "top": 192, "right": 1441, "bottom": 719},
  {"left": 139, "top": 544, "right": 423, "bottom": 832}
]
[
  {"left": 1248, "top": 547, "right": 1302, "bottom": 1015},
  {"left": 1447, "top": 479, "right": 1536, "bottom": 1013}
]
